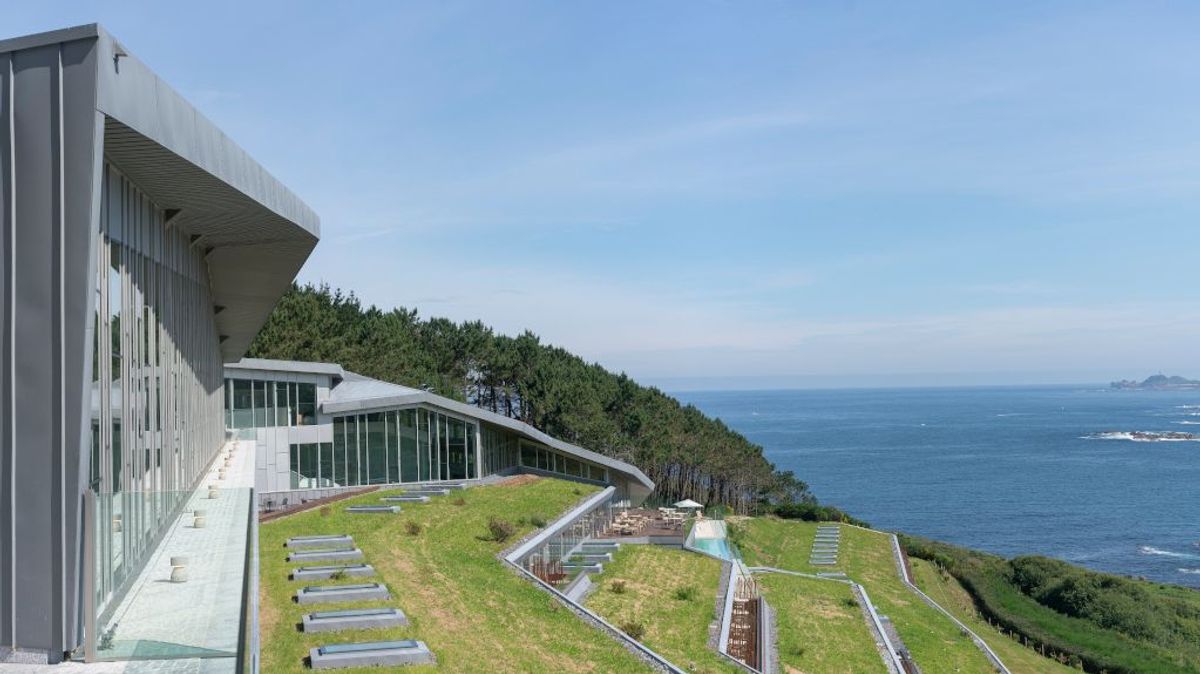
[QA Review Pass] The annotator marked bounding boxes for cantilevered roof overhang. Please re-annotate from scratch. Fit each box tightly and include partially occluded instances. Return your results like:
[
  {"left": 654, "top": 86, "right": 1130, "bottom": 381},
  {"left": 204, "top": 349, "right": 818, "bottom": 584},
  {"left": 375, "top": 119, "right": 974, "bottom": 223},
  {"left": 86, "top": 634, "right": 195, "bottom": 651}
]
[{"left": 1, "top": 24, "right": 320, "bottom": 360}]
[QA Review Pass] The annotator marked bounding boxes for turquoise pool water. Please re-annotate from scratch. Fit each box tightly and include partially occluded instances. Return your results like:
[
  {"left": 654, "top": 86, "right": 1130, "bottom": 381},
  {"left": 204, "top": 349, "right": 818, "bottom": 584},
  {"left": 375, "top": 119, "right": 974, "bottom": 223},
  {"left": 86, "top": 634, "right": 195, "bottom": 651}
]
[{"left": 692, "top": 537, "right": 733, "bottom": 560}]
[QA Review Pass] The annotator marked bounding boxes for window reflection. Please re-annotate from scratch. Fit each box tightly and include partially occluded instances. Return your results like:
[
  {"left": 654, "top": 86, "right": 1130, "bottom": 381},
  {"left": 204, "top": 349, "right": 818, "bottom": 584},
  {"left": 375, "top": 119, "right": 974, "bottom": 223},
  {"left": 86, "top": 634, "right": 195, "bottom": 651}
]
[{"left": 224, "top": 377, "right": 317, "bottom": 429}]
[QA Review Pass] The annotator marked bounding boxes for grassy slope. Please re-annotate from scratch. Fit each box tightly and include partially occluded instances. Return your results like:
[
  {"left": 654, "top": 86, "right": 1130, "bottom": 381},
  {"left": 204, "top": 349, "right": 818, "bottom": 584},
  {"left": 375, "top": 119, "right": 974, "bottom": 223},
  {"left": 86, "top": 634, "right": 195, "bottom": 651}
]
[
  {"left": 737, "top": 518, "right": 994, "bottom": 674},
  {"left": 259, "top": 478, "right": 653, "bottom": 673},
  {"left": 909, "top": 557, "right": 1078, "bottom": 674},
  {"left": 585, "top": 545, "right": 741, "bottom": 674},
  {"left": 904, "top": 536, "right": 1200, "bottom": 674},
  {"left": 758, "top": 573, "right": 887, "bottom": 674},
  {"left": 736, "top": 516, "right": 821, "bottom": 573},
  {"left": 840, "top": 525, "right": 995, "bottom": 674}
]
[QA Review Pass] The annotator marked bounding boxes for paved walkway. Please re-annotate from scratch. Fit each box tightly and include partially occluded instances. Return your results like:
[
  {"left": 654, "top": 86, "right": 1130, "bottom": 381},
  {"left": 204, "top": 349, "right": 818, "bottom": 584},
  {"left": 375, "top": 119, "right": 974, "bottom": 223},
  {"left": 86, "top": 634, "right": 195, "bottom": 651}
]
[
  {"left": 4, "top": 440, "right": 260, "bottom": 673},
  {"left": 100, "top": 439, "right": 254, "bottom": 660}
]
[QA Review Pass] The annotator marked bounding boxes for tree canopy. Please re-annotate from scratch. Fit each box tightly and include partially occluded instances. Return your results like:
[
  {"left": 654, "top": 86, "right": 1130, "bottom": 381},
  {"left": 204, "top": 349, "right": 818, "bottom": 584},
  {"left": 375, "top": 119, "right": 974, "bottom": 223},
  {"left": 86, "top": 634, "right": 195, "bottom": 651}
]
[{"left": 247, "top": 283, "right": 824, "bottom": 513}]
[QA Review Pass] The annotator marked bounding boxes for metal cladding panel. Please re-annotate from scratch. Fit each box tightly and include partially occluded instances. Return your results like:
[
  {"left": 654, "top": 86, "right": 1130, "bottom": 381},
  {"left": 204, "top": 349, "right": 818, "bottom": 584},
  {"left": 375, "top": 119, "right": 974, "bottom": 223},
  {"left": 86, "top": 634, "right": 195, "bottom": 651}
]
[
  {"left": 92, "top": 27, "right": 319, "bottom": 237},
  {"left": 0, "top": 49, "right": 10, "bottom": 657},
  {"left": 0, "top": 34, "right": 101, "bottom": 660},
  {"left": 0, "top": 23, "right": 320, "bottom": 659}
]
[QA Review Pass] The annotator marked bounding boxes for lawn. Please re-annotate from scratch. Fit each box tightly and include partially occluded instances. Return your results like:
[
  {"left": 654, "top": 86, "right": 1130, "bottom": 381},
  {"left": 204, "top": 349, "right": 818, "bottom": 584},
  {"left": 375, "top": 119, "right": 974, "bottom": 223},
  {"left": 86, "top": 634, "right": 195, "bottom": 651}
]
[
  {"left": 584, "top": 545, "right": 742, "bottom": 674},
  {"left": 259, "top": 477, "right": 654, "bottom": 673},
  {"left": 735, "top": 517, "right": 995, "bottom": 674},
  {"left": 908, "top": 557, "right": 1077, "bottom": 674},
  {"left": 757, "top": 573, "right": 886, "bottom": 674},
  {"left": 839, "top": 525, "right": 996, "bottom": 674},
  {"left": 733, "top": 516, "right": 821, "bottom": 573}
]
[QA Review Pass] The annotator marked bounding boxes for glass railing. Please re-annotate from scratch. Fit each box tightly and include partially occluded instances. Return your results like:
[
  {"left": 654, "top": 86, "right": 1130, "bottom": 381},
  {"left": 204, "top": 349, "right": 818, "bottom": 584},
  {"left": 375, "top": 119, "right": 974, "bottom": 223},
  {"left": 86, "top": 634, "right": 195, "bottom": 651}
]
[{"left": 84, "top": 485, "right": 254, "bottom": 669}]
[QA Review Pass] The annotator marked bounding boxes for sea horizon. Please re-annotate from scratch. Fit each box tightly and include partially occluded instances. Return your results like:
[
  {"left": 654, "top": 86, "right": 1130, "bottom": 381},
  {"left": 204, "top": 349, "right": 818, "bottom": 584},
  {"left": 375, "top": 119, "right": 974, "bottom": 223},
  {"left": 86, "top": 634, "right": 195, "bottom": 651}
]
[{"left": 678, "top": 384, "right": 1200, "bottom": 588}]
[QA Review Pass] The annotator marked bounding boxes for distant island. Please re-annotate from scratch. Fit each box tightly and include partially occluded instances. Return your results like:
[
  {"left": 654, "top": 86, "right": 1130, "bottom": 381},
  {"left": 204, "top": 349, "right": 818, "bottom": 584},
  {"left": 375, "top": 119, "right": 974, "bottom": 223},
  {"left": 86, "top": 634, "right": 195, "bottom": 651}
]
[{"left": 1111, "top": 374, "right": 1200, "bottom": 390}]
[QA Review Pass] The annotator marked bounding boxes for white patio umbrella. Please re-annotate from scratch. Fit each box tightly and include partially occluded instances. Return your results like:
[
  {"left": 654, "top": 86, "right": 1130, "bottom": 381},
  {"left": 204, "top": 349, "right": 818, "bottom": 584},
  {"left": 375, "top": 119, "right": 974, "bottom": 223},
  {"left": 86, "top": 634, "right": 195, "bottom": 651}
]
[{"left": 673, "top": 499, "right": 704, "bottom": 510}]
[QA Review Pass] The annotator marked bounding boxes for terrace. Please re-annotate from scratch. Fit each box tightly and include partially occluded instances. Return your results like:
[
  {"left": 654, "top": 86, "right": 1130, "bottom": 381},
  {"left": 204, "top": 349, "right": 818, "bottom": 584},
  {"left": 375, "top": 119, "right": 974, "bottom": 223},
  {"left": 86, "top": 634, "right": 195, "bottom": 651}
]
[{"left": 602, "top": 507, "right": 692, "bottom": 539}]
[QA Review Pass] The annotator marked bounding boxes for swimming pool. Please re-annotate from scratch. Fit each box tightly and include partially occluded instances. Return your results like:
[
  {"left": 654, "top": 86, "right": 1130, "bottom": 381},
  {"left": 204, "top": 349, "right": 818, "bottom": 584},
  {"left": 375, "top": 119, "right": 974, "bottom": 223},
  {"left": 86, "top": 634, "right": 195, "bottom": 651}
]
[
  {"left": 691, "top": 536, "right": 733, "bottom": 560},
  {"left": 690, "top": 520, "right": 736, "bottom": 560}
]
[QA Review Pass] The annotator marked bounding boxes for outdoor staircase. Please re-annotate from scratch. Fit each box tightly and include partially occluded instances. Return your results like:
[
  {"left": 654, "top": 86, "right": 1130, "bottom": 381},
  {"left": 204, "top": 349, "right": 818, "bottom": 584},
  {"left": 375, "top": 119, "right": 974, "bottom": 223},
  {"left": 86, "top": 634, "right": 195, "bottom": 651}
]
[{"left": 810, "top": 524, "right": 841, "bottom": 566}]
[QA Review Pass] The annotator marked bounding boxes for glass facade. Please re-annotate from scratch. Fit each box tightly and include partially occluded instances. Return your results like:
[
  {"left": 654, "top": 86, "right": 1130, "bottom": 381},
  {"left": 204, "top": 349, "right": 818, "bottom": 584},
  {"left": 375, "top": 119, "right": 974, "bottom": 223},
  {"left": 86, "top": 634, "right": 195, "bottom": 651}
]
[
  {"left": 224, "top": 377, "right": 317, "bottom": 429},
  {"left": 89, "top": 164, "right": 225, "bottom": 614},
  {"left": 517, "top": 440, "right": 607, "bottom": 483},
  {"left": 481, "top": 426, "right": 519, "bottom": 476},
  {"left": 289, "top": 442, "right": 334, "bottom": 488},
  {"left": 317, "top": 409, "right": 478, "bottom": 486}
]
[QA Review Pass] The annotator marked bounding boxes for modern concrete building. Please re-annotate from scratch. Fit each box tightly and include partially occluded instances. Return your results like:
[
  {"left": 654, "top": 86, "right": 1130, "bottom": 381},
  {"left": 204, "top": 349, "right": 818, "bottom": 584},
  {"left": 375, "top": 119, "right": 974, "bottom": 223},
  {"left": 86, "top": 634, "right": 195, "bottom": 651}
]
[
  {"left": 225, "top": 359, "right": 654, "bottom": 506},
  {"left": 0, "top": 24, "right": 317, "bottom": 665}
]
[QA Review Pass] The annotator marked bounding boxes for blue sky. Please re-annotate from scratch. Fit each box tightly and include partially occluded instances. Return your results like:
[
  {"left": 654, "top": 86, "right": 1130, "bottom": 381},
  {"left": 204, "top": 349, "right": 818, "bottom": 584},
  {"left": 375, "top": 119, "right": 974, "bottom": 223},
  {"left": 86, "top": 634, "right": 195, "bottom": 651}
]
[{"left": 11, "top": 2, "right": 1200, "bottom": 388}]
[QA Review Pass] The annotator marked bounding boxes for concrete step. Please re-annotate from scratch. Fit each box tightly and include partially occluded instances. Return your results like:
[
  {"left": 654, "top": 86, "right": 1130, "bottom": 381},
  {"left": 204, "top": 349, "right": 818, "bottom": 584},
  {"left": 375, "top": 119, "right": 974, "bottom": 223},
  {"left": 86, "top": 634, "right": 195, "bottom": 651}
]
[
  {"left": 303, "top": 607, "right": 408, "bottom": 633},
  {"left": 580, "top": 542, "right": 620, "bottom": 552},
  {"left": 291, "top": 564, "right": 376, "bottom": 581},
  {"left": 288, "top": 548, "right": 364, "bottom": 564},
  {"left": 286, "top": 534, "right": 353, "bottom": 550},
  {"left": 309, "top": 639, "right": 434, "bottom": 669},
  {"left": 296, "top": 583, "right": 390, "bottom": 605},
  {"left": 346, "top": 505, "right": 401, "bottom": 514},
  {"left": 569, "top": 553, "right": 613, "bottom": 563},
  {"left": 401, "top": 489, "right": 450, "bottom": 497}
]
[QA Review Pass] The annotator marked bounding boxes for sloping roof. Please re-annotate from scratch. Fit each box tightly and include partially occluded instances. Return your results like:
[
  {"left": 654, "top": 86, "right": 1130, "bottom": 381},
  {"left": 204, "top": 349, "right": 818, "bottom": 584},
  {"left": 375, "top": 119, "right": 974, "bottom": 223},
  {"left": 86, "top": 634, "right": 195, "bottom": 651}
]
[
  {"left": 221, "top": 358, "right": 654, "bottom": 492},
  {"left": 225, "top": 358, "right": 346, "bottom": 377},
  {"left": 327, "top": 372, "right": 423, "bottom": 402},
  {"left": 322, "top": 369, "right": 654, "bottom": 492}
]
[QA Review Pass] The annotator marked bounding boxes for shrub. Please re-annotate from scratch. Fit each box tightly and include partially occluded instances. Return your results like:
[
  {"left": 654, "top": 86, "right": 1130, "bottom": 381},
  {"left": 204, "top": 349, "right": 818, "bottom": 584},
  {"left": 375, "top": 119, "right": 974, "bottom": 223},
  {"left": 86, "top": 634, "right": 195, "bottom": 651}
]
[
  {"left": 620, "top": 620, "right": 646, "bottom": 641},
  {"left": 530, "top": 515, "right": 547, "bottom": 528},
  {"left": 487, "top": 517, "right": 516, "bottom": 543},
  {"left": 843, "top": 596, "right": 859, "bottom": 609},
  {"left": 673, "top": 585, "right": 698, "bottom": 601},
  {"left": 772, "top": 501, "right": 868, "bottom": 527},
  {"left": 452, "top": 496, "right": 466, "bottom": 506},
  {"left": 404, "top": 521, "right": 422, "bottom": 536},
  {"left": 610, "top": 579, "right": 627, "bottom": 594},
  {"left": 319, "top": 506, "right": 331, "bottom": 518},
  {"left": 900, "top": 533, "right": 1200, "bottom": 674},
  {"left": 329, "top": 570, "right": 346, "bottom": 581}
]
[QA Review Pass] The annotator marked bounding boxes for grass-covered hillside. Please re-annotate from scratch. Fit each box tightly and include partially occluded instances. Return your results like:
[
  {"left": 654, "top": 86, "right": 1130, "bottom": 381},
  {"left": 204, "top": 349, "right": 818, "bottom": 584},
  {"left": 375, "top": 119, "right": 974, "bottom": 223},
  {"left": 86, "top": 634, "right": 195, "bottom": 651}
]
[
  {"left": 908, "top": 557, "right": 1078, "bottom": 674},
  {"left": 585, "top": 546, "right": 739, "bottom": 674},
  {"left": 757, "top": 573, "right": 885, "bottom": 673},
  {"left": 259, "top": 477, "right": 653, "bottom": 673},
  {"left": 903, "top": 535, "right": 1200, "bottom": 674},
  {"left": 733, "top": 518, "right": 996, "bottom": 674}
]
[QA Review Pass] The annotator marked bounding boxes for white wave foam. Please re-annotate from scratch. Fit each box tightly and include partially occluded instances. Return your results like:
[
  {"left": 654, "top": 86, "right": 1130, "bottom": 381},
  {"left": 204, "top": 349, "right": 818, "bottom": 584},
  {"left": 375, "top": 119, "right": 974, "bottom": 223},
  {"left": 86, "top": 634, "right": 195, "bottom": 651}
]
[
  {"left": 1179, "top": 568, "right": 1200, "bottom": 575},
  {"left": 1176, "top": 405, "right": 1200, "bottom": 409},
  {"left": 1140, "top": 546, "right": 1200, "bottom": 559},
  {"left": 1083, "top": 431, "right": 1200, "bottom": 442},
  {"left": 1175, "top": 421, "right": 1200, "bottom": 426}
]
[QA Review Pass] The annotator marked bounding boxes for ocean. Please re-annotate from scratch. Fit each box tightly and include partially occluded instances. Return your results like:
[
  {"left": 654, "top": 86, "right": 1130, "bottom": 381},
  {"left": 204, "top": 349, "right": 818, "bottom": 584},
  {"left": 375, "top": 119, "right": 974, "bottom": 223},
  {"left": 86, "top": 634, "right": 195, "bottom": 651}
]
[{"left": 677, "top": 385, "right": 1200, "bottom": 588}]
